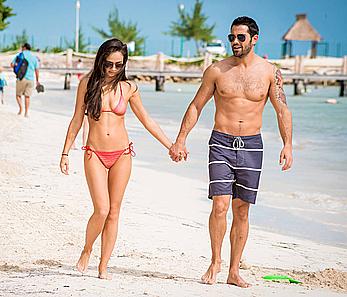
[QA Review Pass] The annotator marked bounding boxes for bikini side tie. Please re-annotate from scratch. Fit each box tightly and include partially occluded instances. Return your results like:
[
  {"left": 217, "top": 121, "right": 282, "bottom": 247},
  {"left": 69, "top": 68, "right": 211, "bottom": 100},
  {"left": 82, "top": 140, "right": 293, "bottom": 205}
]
[{"left": 124, "top": 142, "right": 136, "bottom": 157}]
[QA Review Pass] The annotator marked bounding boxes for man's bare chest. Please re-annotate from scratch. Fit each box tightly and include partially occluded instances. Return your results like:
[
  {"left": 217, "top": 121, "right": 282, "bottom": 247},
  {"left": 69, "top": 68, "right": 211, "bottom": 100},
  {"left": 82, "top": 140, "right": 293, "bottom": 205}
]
[{"left": 216, "top": 73, "right": 270, "bottom": 101}]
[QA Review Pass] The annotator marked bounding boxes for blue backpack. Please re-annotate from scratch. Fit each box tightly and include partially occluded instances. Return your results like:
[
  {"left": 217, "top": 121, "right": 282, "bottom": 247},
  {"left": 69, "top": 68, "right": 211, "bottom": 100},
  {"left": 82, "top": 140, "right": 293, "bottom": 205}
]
[
  {"left": 13, "top": 52, "right": 29, "bottom": 80},
  {"left": 0, "top": 78, "right": 5, "bottom": 88}
]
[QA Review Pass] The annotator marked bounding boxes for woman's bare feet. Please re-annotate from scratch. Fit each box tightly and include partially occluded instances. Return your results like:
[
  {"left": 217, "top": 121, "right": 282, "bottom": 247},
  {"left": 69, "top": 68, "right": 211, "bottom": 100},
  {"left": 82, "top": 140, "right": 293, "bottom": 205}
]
[
  {"left": 98, "top": 270, "right": 112, "bottom": 280},
  {"left": 227, "top": 271, "right": 251, "bottom": 288},
  {"left": 201, "top": 262, "right": 221, "bottom": 284},
  {"left": 76, "top": 249, "right": 91, "bottom": 273}
]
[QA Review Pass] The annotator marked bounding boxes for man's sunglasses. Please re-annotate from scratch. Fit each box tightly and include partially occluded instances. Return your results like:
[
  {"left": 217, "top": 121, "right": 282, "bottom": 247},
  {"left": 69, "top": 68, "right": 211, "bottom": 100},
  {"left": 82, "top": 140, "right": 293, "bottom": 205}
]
[
  {"left": 104, "top": 61, "right": 124, "bottom": 69},
  {"left": 227, "top": 33, "right": 248, "bottom": 43}
]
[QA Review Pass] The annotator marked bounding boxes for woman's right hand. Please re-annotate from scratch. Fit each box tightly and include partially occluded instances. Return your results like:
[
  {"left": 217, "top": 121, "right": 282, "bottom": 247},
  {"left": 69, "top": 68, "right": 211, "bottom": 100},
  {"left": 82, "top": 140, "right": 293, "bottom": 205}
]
[
  {"left": 60, "top": 155, "right": 69, "bottom": 175},
  {"left": 169, "top": 142, "right": 188, "bottom": 162}
]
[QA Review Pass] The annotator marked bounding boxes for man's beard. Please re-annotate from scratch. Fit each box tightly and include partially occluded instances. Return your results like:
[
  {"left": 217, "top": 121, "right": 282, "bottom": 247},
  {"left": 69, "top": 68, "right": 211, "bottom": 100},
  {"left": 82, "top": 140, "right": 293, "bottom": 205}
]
[{"left": 232, "top": 42, "right": 252, "bottom": 58}]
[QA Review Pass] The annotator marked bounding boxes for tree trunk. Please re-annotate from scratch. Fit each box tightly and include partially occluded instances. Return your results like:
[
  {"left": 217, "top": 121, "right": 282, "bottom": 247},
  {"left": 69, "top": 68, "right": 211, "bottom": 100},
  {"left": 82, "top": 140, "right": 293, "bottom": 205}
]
[{"left": 195, "top": 39, "right": 200, "bottom": 56}]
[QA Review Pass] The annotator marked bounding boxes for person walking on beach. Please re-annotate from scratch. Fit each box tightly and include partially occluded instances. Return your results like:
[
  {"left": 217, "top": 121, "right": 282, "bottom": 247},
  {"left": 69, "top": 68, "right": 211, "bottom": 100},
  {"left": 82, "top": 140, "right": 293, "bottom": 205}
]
[
  {"left": 10, "top": 43, "right": 40, "bottom": 117},
  {"left": 60, "top": 38, "right": 172, "bottom": 280},
  {"left": 0, "top": 67, "right": 7, "bottom": 104},
  {"left": 76, "top": 59, "right": 84, "bottom": 80},
  {"left": 169, "top": 16, "right": 293, "bottom": 288}
]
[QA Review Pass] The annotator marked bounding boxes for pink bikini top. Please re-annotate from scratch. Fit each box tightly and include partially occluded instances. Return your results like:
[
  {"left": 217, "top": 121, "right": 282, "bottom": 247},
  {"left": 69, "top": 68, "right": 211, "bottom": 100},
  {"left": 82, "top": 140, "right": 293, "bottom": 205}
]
[{"left": 101, "top": 83, "right": 127, "bottom": 116}]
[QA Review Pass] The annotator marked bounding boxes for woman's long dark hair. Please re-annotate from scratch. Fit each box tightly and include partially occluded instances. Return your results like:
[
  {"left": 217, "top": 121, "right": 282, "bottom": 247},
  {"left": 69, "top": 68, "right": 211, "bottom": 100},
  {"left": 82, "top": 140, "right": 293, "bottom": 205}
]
[{"left": 84, "top": 38, "right": 128, "bottom": 121}]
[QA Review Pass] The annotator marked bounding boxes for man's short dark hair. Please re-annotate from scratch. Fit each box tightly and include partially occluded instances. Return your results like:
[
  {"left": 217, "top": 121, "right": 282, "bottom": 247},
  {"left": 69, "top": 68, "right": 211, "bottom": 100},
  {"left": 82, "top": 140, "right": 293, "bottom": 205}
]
[
  {"left": 22, "top": 43, "right": 31, "bottom": 50},
  {"left": 231, "top": 16, "right": 259, "bottom": 37}
]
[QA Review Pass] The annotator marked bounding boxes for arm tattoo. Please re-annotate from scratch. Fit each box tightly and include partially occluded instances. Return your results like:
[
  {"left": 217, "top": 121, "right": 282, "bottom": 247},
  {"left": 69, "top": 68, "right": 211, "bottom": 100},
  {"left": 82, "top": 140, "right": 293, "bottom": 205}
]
[
  {"left": 274, "top": 69, "right": 287, "bottom": 105},
  {"left": 273, "top": 67, "right": 292, "bottom": 145}
]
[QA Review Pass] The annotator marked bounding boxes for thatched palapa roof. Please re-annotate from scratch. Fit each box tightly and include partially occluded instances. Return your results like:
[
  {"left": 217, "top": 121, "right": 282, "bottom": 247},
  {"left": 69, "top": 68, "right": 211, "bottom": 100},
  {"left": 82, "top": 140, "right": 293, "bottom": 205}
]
[{"left": 283, "top": 14, "right": 321, "bottom": 41}]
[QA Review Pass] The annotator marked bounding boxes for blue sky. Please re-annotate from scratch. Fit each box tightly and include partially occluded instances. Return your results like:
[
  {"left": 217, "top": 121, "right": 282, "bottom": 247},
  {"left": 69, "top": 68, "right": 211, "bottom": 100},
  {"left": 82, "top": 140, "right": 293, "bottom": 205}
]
[{"left": 1, "top": 0, "right": 347, "bottom": 58}]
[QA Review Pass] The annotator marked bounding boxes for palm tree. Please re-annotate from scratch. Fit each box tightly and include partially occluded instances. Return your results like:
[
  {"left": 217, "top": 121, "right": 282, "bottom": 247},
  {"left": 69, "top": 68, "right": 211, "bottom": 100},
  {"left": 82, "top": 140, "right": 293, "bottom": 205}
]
[
  {"left": 168, "top": 0, "right": 215, "bottom": 54},
  {"left": 1, "top": 30, "right": 28, "bottom": 52},
  {"left": 0, "top": 0, "right": 15, "bottom": 31},
  {"left": 93, "top": 7, "right": 145, "bottom": 56},
  {"left": 65, "top": 28, "right": 90, "bottom": 53}
]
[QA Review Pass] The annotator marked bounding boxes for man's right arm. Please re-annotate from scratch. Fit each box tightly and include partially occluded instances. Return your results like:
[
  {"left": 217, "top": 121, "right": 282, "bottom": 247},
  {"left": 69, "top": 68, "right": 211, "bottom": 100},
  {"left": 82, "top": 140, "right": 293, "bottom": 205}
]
[
  {"left": 35, "top": 68, "right": 40, "bottom": 85},
  {"left": 170, "top": 65, "right": 217, "bottom": 161},
  {"left": 34, "top": 56, "right": 40, "bottom": 85}
]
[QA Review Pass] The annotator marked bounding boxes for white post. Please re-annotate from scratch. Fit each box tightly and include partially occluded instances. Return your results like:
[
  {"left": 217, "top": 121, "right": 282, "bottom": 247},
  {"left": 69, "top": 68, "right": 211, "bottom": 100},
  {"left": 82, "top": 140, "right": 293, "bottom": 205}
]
[
  {"left": 66, "top": 49, "right": 73, "bottom": 68},
  {"left": 342, "top": 56, "right": 347, "bottom": 75},
  {"left": 75, "top": 0, "right": 80, "bottom": 53},
  {"left": 64, "top": 48, "right": 73, "bottom": 89},
  {"left": 155, "top": 52, "right": 165, "bottom": 91},
  {"left": 294, "top": 55, "right": 304, "bottom": 74},
  {"left": 341, "top": 56, "right": 347, "bottom": 96},
  {"left": 203, "top": 52, "right": 213, "bottom": 71},
  {"left": 155, "top": 52, "right": 165, "bottom": 72},
  {"left": 179, "top": 4, "right": 185, "bottom": 57},
  {"left": 299, "top": 56, "right": 304, "bottom": 74}
]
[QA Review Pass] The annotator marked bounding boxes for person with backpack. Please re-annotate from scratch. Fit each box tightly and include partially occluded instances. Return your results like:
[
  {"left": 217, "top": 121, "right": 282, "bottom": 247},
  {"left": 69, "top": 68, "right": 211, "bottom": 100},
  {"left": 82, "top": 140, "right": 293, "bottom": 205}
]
[
  {"left": 10, "top": 43, "right": 40, "bottom": 117},
  {"left": 0, "top": 66, "right": 7, "bottom": 104}
]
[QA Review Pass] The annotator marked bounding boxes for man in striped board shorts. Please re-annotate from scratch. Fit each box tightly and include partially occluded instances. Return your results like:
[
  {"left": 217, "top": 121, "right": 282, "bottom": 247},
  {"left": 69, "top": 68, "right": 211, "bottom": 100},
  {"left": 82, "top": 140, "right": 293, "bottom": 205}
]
[{"left": 169, "top": 16, "right": 293, "bottom": 288}]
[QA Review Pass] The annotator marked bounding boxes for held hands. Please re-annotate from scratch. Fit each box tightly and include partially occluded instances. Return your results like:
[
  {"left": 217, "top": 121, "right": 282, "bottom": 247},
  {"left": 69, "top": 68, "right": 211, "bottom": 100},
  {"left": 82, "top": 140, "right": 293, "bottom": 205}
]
[
  {"left": 169, "top": 141, "right": 189, "bottom": 162},
  {"left": 60, "top": 155, "right": 69, "bottom": 175},
  {"left": 279, "top": 145, "right": 293, "bottom": 171}
]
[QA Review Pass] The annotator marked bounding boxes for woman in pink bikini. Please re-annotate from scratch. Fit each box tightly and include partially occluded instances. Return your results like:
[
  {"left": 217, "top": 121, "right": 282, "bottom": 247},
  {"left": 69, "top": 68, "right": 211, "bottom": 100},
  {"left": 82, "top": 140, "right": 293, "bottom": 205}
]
[{"left": 60, "top": 38, "right": 172, "bottom": 279}]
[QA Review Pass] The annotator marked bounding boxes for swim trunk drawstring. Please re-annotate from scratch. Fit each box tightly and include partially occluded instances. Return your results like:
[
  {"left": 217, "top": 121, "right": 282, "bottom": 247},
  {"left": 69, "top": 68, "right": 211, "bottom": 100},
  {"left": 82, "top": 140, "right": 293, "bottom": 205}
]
[{"left": 233, "top": 136, "right": 245, "bottom": 150}]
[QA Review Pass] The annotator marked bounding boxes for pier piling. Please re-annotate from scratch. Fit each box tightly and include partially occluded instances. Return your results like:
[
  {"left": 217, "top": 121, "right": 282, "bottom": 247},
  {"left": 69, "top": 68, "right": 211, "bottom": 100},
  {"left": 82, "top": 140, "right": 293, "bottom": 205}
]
[
  {"left": 64, "top": 49, "right": 73, "bottom": 90},
  {"left": 155, "top": 52, "right": 165, "bottom": 92}
]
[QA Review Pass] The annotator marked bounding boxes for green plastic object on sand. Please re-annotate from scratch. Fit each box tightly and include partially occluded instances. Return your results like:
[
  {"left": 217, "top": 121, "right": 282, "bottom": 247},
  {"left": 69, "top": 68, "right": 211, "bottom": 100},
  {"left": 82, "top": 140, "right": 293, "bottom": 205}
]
[{"left": 263, "top": 275, "right": 302, "bottom": 284}]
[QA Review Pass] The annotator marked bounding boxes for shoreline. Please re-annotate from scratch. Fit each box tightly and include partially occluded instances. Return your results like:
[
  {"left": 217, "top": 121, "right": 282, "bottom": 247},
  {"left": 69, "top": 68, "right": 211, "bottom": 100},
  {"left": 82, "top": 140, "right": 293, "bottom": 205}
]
[{"left": 0, "top": 105, "right": 346, "bottom": 296}]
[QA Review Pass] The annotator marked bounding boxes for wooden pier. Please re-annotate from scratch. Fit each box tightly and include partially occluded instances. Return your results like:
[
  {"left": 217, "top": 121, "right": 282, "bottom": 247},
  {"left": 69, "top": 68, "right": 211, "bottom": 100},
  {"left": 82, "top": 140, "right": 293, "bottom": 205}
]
[
  {"left": 51, "top": 67, "right": 346, "bottom": 96},
  {"left": 285, "top": 73, "right": 347, "bottom": 96},
  {"left": 52, "top": 50, "right": 345, "bottom": 95},
  {"left": 3, "top": 65, "right": 347, "bottom": 96},
  {"left": 3, "top": 55, "right": 347, "bottom": 96}
]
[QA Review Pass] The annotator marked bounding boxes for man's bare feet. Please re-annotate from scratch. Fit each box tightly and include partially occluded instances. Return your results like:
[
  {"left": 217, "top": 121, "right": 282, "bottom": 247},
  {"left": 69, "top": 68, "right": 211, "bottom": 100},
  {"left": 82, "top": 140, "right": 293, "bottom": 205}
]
[
  {"left": 76, "top": 249, "right": 91, "bottom": 273},
  {"left": 98, "top": 270, "right": 112, "bottom": 280},
  {"left": 201, "top": 262, "right": 221, "bottom": 284},
  {"left": 227, "top": 271, "right": 251, "bottom": 288},
  {"left": 24, "top": 113, "right": 29, "bottom": 118},
  {"left": 17, "top": 110, "right": 22, "bottom": 115}
]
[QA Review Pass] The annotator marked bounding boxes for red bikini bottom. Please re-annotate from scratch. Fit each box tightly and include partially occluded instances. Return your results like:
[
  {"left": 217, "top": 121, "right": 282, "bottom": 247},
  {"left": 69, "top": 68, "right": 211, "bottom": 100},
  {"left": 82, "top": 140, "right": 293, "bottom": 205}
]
[{"left": 82, "top": 142, "right": 135, "bottom": 169}]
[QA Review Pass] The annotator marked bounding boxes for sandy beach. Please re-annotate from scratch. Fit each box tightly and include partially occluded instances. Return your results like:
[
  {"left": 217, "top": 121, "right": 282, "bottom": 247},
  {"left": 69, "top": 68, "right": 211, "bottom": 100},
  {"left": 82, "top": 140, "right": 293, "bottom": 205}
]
[{"left": 0, "top": 78, "right": 346, "bottom": 297}]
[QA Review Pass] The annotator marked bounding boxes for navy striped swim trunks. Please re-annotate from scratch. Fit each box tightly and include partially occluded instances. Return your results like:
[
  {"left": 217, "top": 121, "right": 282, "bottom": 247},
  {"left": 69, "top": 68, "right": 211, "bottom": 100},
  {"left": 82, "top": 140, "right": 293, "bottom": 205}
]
[{"left": 208, "top": 130, "right": 263, "bottom": 204}]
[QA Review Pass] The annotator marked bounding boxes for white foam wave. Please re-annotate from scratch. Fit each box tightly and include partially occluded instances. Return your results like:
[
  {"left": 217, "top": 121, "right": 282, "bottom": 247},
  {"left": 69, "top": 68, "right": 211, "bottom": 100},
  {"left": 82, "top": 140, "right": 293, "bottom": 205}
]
[{"left": 260, "top": 190, "right": 347, "bottom": 212}]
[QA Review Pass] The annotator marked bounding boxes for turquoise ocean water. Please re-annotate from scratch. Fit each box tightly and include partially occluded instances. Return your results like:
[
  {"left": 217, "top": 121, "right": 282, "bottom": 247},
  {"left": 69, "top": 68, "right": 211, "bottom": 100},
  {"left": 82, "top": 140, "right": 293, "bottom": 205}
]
[{"left": 13, "top": 78, "right": 346, "bottom": 247}]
